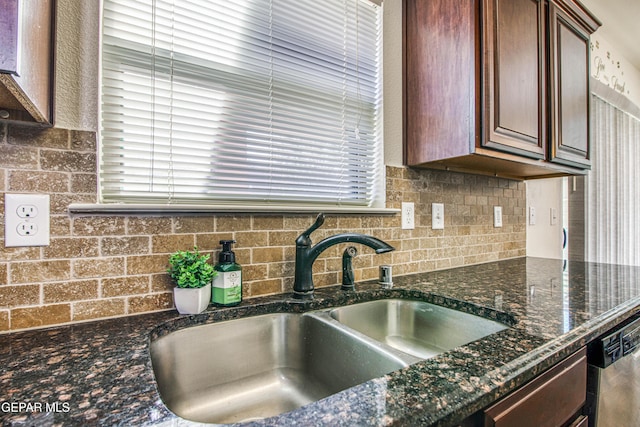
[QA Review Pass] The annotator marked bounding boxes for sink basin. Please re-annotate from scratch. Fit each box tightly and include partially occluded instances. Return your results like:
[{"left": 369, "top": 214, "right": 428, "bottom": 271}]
[
  {"left": 330, "top": 298, "right": 509, "bottom": 359},
  {"left": 150, "top": 313, "right": 408, "bottom": 424}
]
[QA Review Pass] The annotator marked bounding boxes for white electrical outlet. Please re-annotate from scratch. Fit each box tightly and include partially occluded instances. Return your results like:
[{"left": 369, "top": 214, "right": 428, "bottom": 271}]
[
  {"left": 494, "top": 206, "right": 503, "bottom": 228},
  {"left": 529, "top": 206, "right": 537, "bottom": 225},
  {"left": 5, "top": 194, "right": 50, "bottom": 247},
  {"left": 401, "top": 202, "right": 415, "bottom": 230},
  {"left": 432, "top": 203, "right": 444, "bottom": 230}
]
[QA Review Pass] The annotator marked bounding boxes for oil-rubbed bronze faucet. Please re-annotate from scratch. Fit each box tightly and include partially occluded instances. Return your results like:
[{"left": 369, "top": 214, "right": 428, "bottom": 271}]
[{"left": 293, "top": 213, "right": 395, "bottom": 299}]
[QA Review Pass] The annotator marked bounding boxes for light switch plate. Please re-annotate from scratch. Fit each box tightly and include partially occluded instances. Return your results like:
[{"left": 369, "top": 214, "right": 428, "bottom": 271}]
[
  {"left": 529, "top": 206, "right": 537, "bottom": 225},
  {"left": 4, "top": 194, "right": 50, "bottom": 247},
  {"left": 432, "top": 203, "right": 444, "bottom": 230},
  {"left": 494, "top": 206, "right": 503, "bottom": 228}
]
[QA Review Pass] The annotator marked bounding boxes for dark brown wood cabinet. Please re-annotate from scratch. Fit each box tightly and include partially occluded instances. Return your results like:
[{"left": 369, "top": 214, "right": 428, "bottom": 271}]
[
  {"left": 484, "top": 347, "right": 587, "bottom": 427},
  {"left": 483, "top": 0, "right": 546, "bottom": 160},
  {"left": 0, "top": 0, "right": 55, "bottom": 126},
  {"left": 404, "top": 0, "right": 600, "bottom": 179},
  {"left": 548, "top": 2, "right": 592, "bottom": 168}
]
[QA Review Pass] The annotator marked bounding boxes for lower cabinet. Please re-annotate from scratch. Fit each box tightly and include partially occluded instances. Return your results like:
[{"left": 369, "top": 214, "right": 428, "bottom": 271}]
[{"left": 465, "top": 347, "right": 587, "bottom": 427}]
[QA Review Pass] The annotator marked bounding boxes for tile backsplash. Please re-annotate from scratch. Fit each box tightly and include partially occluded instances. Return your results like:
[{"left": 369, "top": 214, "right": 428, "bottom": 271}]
[{"left": 0, "top": 124, "right": 526, "bottom": 332}]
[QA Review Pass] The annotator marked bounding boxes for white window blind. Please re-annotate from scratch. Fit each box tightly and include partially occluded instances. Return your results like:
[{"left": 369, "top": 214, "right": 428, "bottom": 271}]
[
  {"left": 101, "top": 0, "right": 384, "bottom": 208},
  {"left": 585, "top": 94, "right": 640, "bottom": 266}
]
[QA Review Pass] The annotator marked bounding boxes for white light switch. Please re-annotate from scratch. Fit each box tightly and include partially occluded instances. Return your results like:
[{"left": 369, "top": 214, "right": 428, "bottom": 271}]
[
  {"left": 432, "top": 203, "right": 444, "bottom": 230},
  {"left": 494, "top": 206, "right": 503, "bottom": 228},
  {"left": 529, "top": 206, "right": 537, "bottom": 225}
]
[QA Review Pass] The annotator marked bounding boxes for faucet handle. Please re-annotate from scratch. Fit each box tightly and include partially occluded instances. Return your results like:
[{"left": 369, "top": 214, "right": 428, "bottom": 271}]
[{"left": 296, "top": 213, "right": 325, "bottom": 245}]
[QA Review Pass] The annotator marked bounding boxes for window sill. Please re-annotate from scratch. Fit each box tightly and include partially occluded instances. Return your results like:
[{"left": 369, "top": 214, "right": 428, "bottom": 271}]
[{"left": 68, "top": 203, "right": 400, "bottom": 216}]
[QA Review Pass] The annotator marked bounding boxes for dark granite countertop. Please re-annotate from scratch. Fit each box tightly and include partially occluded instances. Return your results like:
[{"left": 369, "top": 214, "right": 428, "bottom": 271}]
[{"left": 2, "top": 257, "right": 640, "bottom": 427}]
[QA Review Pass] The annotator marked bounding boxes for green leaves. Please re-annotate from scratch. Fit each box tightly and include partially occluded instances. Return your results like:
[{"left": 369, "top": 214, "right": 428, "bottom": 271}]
[{"left": 167, "top": 247, "right": 217, "bottom": 288}]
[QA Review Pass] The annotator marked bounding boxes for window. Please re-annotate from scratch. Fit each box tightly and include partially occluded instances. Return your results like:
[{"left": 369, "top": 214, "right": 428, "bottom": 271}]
[{"left": 101, "top": 0, "right": 384, "bottom": 209}]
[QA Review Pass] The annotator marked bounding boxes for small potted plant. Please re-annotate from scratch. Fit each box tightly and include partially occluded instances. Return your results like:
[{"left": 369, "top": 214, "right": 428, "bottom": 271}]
[{"left": 168, "top": 247, "right": 217, "bottom": 314}]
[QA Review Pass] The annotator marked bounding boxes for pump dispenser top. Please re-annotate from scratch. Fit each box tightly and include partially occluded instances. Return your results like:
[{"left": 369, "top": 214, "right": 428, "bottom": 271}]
[{"left": 218, "top": 240, "right": 236, "bottom": 264}]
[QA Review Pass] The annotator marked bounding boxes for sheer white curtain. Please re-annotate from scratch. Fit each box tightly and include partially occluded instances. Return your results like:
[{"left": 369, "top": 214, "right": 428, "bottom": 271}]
[{"left": 585, "top": 90, "right": 640, "bottom": 266}]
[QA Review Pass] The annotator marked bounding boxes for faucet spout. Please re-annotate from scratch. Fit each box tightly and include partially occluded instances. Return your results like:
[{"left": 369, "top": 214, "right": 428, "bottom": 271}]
[{"left": 293, "top": 213, "right": 395, "bottom": 299}]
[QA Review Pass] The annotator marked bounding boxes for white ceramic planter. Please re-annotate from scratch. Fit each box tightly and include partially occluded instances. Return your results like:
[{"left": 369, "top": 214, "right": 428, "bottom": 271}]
[{"left": 173, "top": 285, "right": 211, "bottom": 315}]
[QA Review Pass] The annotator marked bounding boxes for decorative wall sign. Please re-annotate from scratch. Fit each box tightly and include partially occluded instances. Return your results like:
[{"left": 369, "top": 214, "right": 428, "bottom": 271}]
[{"left": 590, "top": 35, "right": 632, "bottom": 98}]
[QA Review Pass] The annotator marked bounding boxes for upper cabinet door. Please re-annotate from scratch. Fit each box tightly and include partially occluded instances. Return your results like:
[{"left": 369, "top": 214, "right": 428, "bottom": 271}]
[
  {"left": 483, "top": 0, "right": 546, "bottom": 159},
  {"left": 0, "top": 0, "right": 55, "bottom": 125},
  {"left": 548, "top": 2, "right": 591, "bottom": 168}
]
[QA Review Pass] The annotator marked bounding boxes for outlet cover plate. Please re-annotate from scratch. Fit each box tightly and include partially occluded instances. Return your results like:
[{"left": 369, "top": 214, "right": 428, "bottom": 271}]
[
  {"left": 5, "top": 194, "right": 50, "bottom": 247},
  {"left": 401, "top": 202, "right": 415, "bottom": 230}
]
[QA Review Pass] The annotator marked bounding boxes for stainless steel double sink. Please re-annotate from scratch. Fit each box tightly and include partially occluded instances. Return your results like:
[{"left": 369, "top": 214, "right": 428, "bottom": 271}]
[{"left": 150, "top": 298, "right": 509, "bottom": 424}]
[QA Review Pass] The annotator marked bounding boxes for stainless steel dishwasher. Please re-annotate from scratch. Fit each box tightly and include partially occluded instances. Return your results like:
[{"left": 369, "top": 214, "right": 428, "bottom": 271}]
[{"left": 586, "top": 314, "right": 640, "bottom": 427}]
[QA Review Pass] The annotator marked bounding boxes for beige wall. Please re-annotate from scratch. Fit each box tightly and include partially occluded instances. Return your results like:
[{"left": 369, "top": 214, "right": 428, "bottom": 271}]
[{"left": 526, "top": 178, "right": 564, "bottom": 259}]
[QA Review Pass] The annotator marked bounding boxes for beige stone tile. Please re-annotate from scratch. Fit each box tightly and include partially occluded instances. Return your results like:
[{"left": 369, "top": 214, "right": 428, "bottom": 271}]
[
  {"left": 50, "top": 215, "right": 72, "bottom": 237},
  {"left": 73, "top": 257, "right": 124, "bottom": 279},
  {"left": 40, "top": 150, "right": 96, "bottom": 173},
  {"left": 152, "top": 234, "right": 195, "bottom": 254},
  {"left": 0, "top": 264, "right": 6, "bottom": 285},
  {"left": 151, "top": 273, "right": 173, "bottom": 293},
  {"left": 73, "top": 217, "right": 125, "bottom": 236},
  {"left": 0, "top": 284, "right": 40, "bottom": 307},
  {"left": 43, "top": 280, "right": 99, "bottom": 303},
  {"left": 0, "top": 311, "right": 8, "bottom": 331},
  {"left": 102, "top": 236, "right": 150, "bottom": 256},
  {"left": 73, "top": 299, "right": 125, "bottom": 322},
  {"left": 247, "top": 278, "right": 283, "bottom": 297},
  {"left": 242, "top": 264, "right": 268, "bottom": 282},
  {"left": 268, "top": 231, "right": 298, "bottom": 246},
  {"left": 102, "top": 276, "right": 149, "bottom": 297},
  {"left": 127, "top": 217, "right": 173, "bottom": 235},
  {"left": 71, "top": 173, "right": 97, "bottom": 194},
  {"left": 0, "top": 145, "right": 38, "bottom": 169},
  {"left": 11, "top": 260, "right": 71, "bottom": 283},
  {"left": 195, "top": 233, "right": 234, "bottom": 251},
  {"left": 313, "top": 272, "right": 339, "bottom": 287},
  {"left": 267, "top": 262, "right": 294, "bottom": 280},
  {"left": 0, "top": 246, "right": 40, "bottom": 262},
  {"left": 216, "top": 215, "right": 252, "bottom": 231},
  {"left": 8, "top": 170, "right": 70, "bottom": 193},
  {"left": 7, "top": 126, "right": 69, "bottom": 149},
  {"left": 234, "top": 231, "right": 269, "bottom": 248},
  {"left": 44, "top": 237, "right": 100, "bottom": 259},
  {"left": 126, "top": 254, "right": 169, "bottom": 275},
  {"left": 252, "top": 247, "right": 284, "bottom": 263},
  {"left": 69, "top": 130, "right": 97, "bottom": 152},
  {"left": 252, "top": 216, "right": 284, "bottom": 230},
  {"left": 174, "top": 217, "right": 215, "bottom": 234},
  {"left": 128, "top": 293, "right": 173, "bottom": 313},
  {"left": 11, "top": 304, "right": 71, "bottom": 330}
]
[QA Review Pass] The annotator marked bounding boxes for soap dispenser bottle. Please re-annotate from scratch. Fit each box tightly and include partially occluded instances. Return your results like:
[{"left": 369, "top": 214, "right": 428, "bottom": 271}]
[{"left": 211, "top": 240, "right": 242, "bottom": 306}]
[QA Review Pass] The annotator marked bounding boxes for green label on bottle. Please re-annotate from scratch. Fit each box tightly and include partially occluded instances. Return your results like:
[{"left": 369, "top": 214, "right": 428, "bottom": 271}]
[{"left": 211, "top": 271, "right": 242, "bottom": 305}]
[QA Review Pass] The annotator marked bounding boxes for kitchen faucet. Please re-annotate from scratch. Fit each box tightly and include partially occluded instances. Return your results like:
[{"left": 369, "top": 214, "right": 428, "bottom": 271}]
[{"left": 293, "top": 213, "right": 395, "bottom": 299}]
